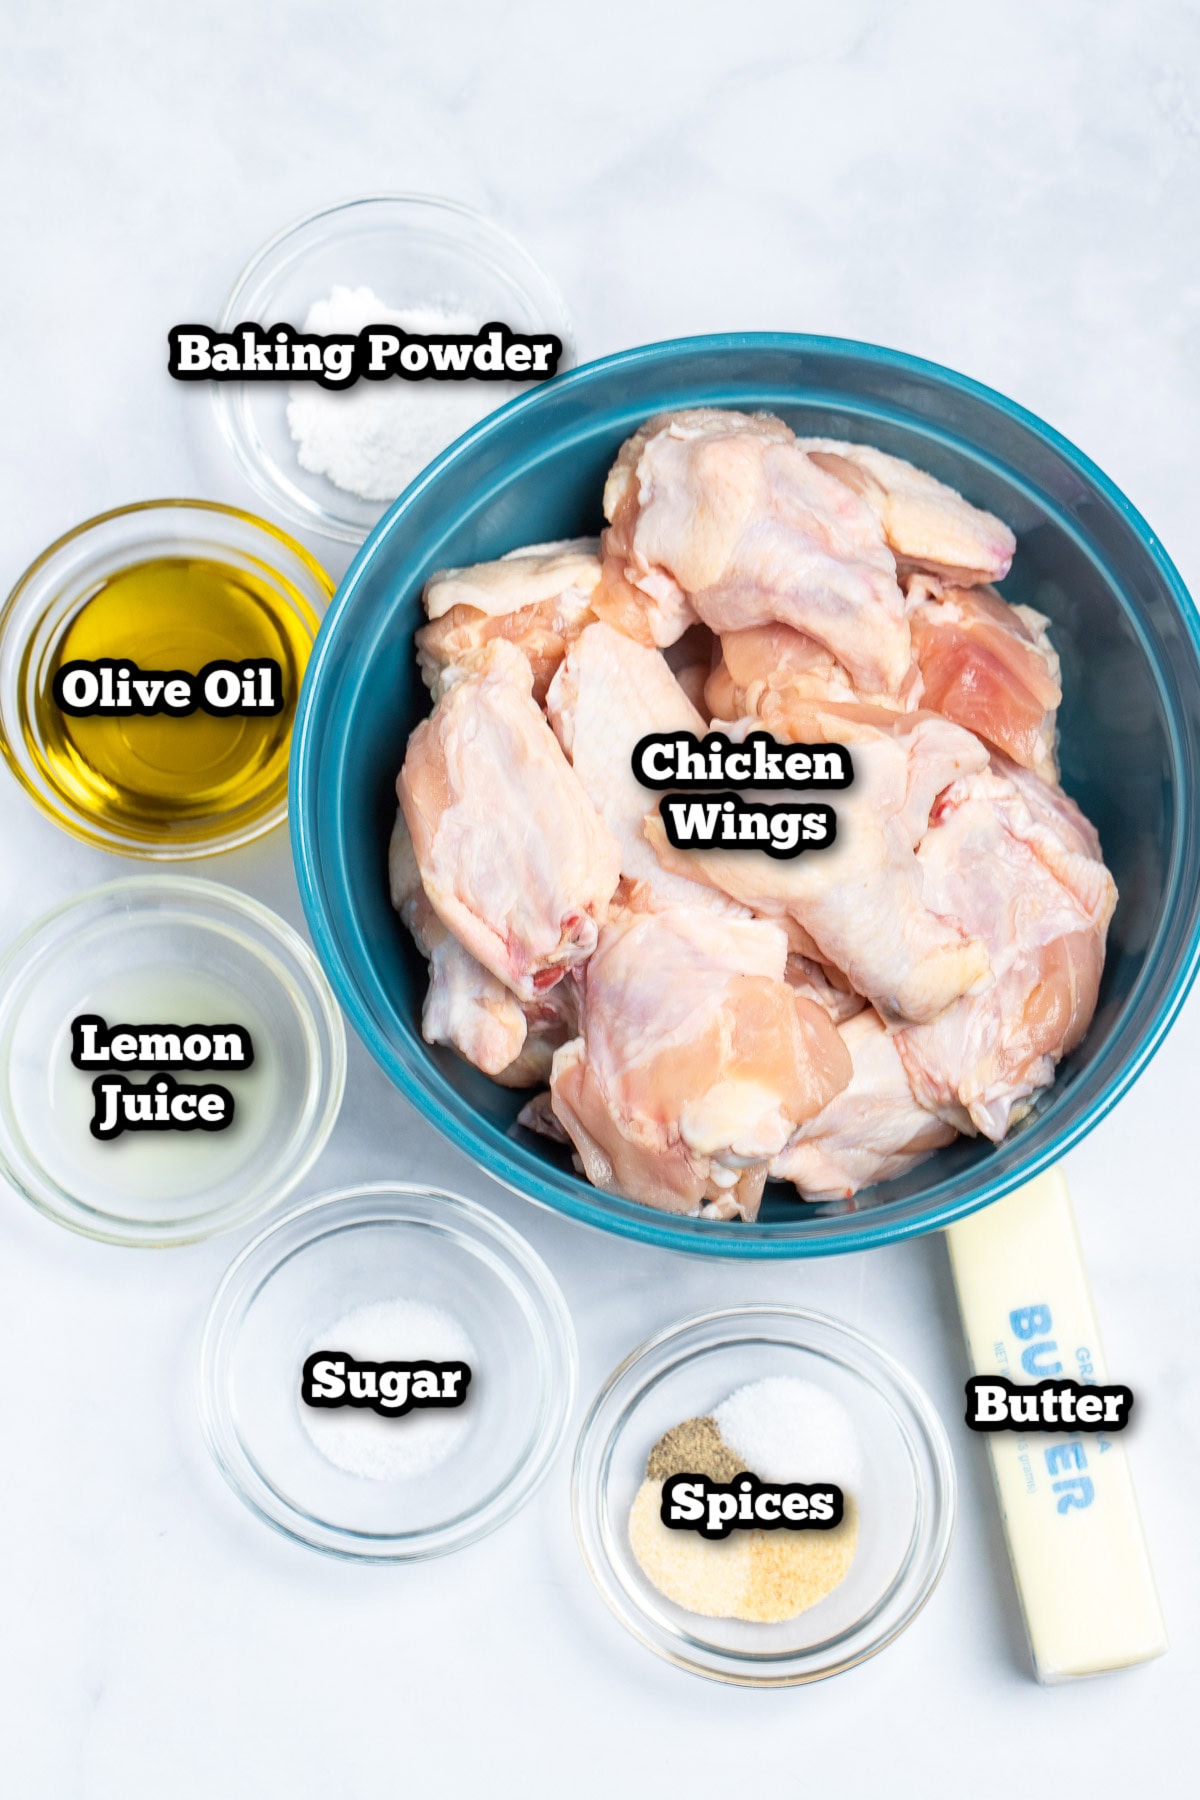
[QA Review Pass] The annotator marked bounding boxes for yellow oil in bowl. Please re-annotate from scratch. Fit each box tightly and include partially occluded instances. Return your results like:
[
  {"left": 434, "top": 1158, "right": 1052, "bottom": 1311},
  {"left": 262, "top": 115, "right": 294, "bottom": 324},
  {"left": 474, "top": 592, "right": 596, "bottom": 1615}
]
[
  {"left": 41, "top": 556, "right": 313, "bottom": 833},
  {"left": 0, "top": 502, "right": 333, "bottom": 858}
]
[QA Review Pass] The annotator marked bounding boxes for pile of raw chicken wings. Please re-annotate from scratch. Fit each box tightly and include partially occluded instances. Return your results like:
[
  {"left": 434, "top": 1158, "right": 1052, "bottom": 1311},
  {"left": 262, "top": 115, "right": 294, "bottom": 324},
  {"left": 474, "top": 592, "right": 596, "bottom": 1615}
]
[{"left": 391, "top": 409, "right": 1115, "bottom": 1223}]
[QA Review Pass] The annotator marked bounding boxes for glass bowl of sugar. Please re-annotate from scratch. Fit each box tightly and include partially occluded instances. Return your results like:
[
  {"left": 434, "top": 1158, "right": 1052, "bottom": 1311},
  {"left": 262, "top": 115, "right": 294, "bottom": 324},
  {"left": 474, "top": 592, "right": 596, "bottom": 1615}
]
[
  {"left": 210, "top": 195, "right": 576, "bottom": 545},
  {"left": 197, "top": 1183, "right": 577, "bottom": 1560},
  {"left": 572, "top": 1307, "right": 956, "bottom": 1684}
]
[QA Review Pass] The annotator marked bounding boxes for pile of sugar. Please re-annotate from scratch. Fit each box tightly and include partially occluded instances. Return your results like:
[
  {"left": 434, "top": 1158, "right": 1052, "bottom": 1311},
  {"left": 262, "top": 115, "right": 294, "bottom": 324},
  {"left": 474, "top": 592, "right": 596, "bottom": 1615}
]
[
  {"left": 628, "top": 1375, "right": 862, "bottom": 1624},
  {"left": 299, "top": 1297, "right": 475, "bottom": 1483},
  {"left": 286, "top": 285, "right": 501, "bottom": 502}
]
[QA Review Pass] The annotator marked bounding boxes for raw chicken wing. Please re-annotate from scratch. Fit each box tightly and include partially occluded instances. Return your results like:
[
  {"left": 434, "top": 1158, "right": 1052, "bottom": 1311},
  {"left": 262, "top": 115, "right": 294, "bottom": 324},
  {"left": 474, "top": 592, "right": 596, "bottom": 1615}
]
[
  {"left": 908, "top": 580, "right": 1061, "bottom": 779},
  {"left": 800, "top": 439, "right": 1016, "bottom": 585},
  {"left": 547, "top": 620, "right": 747, "bottom": 915},
  {"left": 896, "top": 766, "right": 1116, "bottom": 1139},
  {"left": 417, "top": 538, "right": 600, "bottom": 704},
  {"left": 602, "top": 410, "right": 912, "bottom": 694},
  {"left": 706, "top": 622, "right": 858, "bottom": 719},
  {"left": 549, "top": 906, "right": 852, "bottom": 1220},
  {"left": 387, "top": 808, "right": 527, "bottom": 1076},
  {"left": 423, "top": 539, "right": 601, "bottom": 619},
  {"left": 398, "top": 639, "right": 621, "bottom": 1001},
  {"left": 705, "top": 620, "right": 920, "bottom": 721},
  {"left": 771, "top": 1008, "right": 955, "bottom": 1198},
  {"left": 646, "top": 706, "right": 992, "bottom": 1023}
]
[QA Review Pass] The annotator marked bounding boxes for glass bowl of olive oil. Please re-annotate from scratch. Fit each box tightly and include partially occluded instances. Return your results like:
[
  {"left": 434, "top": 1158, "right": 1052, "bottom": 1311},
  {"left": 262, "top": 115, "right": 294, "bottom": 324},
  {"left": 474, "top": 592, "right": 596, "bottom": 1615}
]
[{"left": 0, "top": 500, "right": 332, "bottom": 858}]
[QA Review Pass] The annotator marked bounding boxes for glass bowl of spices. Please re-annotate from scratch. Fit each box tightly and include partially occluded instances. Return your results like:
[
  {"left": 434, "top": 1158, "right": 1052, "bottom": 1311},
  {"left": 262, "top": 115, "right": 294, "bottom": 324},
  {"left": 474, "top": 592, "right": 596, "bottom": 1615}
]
[
  {"left": 197, "top": 1183, "right": 577, "bottom": 1560},
  {"left": 0, "top": 878, "right": 346, "bottom": 1246},
  {"left": 211, "top": 194, "right": 577, "bottom": 545},
  {"left": 572, "top": 1307, "right": 956, "bottom": 1685},
  {"left": 0, "top": 500, "right": 331, "bottom": 858}
]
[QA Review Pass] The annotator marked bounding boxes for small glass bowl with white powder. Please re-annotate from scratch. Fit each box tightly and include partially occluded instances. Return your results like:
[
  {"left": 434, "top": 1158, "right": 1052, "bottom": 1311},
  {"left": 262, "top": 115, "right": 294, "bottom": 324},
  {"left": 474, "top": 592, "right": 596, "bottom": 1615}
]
[
  {"left": 572, "top": 1308, "right": 956, "bottom": 1685},
  {"left": 198, "top": 1183, "right": 576, "bottom": 1559},
  {"left": 211, "top": 196, "right": 575, "bottom": 545}
]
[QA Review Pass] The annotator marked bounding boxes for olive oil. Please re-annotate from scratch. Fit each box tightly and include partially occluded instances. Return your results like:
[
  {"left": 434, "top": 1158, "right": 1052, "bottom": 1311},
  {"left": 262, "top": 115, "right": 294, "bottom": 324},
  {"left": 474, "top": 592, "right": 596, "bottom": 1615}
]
[{"left": 32, "top": 555, "right": 318, "bottom": 848}]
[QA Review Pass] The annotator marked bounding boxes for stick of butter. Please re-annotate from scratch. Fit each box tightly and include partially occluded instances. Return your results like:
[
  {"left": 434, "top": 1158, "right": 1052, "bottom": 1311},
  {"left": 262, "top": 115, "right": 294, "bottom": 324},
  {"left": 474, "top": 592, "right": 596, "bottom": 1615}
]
[{"left": 945, "top": 1167, "right": 1166, "bottom": 1682}]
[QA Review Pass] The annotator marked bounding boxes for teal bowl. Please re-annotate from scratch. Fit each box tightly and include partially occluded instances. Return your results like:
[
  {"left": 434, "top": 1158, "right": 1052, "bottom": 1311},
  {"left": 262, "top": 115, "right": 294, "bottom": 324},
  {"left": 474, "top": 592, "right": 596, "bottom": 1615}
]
[{"left": 291, "top": 335, "right": 1200, "bottom": 1256}]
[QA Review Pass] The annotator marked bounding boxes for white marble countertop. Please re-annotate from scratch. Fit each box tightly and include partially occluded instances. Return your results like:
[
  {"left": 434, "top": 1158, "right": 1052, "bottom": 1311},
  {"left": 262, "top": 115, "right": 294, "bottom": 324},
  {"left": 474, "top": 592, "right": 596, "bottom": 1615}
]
[{"left": 2, "top": 3, "right": 1197, "bottom": 1794}]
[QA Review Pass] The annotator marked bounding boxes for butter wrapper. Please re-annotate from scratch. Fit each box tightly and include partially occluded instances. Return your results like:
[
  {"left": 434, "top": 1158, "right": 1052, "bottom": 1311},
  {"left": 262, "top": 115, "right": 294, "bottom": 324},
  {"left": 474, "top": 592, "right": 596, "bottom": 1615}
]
[{"left": 946, "top": 1168, "right": 1166, "bottom": 1682}]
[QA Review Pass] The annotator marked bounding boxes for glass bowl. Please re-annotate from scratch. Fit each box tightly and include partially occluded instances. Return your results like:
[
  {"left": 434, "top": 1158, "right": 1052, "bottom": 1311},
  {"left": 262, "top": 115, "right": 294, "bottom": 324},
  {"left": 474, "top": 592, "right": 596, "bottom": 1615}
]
[
  {"left": 212, "top": 195, "right": 576, "bottom": 544},
  {"left": 197, "top": 1184, "right": 577, "bottom": 1560},
  {"left": 572, "top": 1307, "right": 956, "bottom": 1685},
  {"left": 0, "top": 878, "right": 345, "bottom": 1245},
  {"left": 291, "top": 333, "right": 1200, "bottom": 1255},
  {"left": 0, "top": 500, "right": 330, "bottom": 859}
]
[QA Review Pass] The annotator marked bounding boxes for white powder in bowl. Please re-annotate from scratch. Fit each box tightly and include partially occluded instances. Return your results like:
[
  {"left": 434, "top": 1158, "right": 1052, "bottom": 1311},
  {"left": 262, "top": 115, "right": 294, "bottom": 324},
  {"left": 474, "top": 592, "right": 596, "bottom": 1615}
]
[
  {"left": 286, "top": 285, "right": 503, "bottom": 502},
  {"left": 713, "top": 1376, "right": 863, "bottom": 1490},
  {"left": 300, "top": 1297, "right": 476, "bottom": 1482}
]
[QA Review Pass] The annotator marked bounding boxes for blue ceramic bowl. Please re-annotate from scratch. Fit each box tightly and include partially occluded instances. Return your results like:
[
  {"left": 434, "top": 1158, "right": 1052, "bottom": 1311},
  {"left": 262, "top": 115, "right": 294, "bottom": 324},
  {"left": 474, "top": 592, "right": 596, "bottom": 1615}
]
[{"left": 292, "top": 335, "right": 1200, "bottom": 1256}]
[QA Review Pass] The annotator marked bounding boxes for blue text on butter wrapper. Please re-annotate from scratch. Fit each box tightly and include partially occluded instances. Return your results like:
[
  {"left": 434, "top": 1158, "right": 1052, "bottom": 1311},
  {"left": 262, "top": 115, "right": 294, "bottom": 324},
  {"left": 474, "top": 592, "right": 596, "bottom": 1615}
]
[{"left": 1010, "top": 1304, "right": 1096, "bottom": 1513}]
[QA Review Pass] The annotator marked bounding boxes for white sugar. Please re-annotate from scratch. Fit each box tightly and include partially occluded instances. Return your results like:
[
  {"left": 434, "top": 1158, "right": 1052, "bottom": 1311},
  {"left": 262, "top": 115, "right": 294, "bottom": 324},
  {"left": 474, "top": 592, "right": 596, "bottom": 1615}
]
[
  {"left": 713, "top": 1376, "right": 862, "bottom": 1490},
  {"left": 299, "top": 1297, "right": 475, "bottom": 1483},
  {"left": 286, "top": 284, "right": 502, "bottom": 502}
]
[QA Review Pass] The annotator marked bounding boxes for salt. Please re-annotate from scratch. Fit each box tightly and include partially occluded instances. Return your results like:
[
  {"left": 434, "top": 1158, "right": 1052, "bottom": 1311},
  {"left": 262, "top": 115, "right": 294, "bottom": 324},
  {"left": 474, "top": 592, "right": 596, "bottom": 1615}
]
[
  {"left": 299, "top": 1297, "right": 476, "bottom": 1483},
  {"left": 713, "top": 1377, "right": 862, "bottom": 1490},
  {"left": 286, "top": 284, "right": 504, "bottom": 502}
]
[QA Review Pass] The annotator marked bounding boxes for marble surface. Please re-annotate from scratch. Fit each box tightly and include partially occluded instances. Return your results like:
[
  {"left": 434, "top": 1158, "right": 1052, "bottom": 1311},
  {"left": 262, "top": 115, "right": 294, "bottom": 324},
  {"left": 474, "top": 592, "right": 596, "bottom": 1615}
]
[{"left": 2, "top": 2, "right": 1198, "bottom": 1794}]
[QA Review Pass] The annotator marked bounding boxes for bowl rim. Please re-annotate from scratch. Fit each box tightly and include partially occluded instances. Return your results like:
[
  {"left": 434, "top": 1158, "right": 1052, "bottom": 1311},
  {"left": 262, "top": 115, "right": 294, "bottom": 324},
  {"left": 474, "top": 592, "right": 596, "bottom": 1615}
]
[
  {"left": 0, "top": 497, "right": 333, "bottom": 860},
  {"left": 196, "top": 1181, "right": 579, "bottom": 1560},
  {"left": 291, "top": 330, "right": 1200, "bottom": 1258},
  {"left": 212, "top": 192, "right": 578, "bottom": 546},
  {"left": 570, "top": 1304, "right": 957, "bottom": 1685},
  {"left": 0, "top": 874, "right": 347, "bottom": 1246}
]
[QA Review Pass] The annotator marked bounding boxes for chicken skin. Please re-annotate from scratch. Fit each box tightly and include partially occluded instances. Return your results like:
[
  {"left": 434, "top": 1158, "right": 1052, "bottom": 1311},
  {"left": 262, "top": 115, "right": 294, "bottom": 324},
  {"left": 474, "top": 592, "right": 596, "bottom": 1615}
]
[
  {"left": 549, "top": 905, "right": 852, "bottom": 1220},
  {"left": 398, "top": 639, "right": 621, "bottom": 1002},
  {"left": 602, "top": 410, "right": 912, "bottom": 694},
  {"left": 417, "top": 538, "right": 601, "bottom": 705},
  {"left": 896, "top": 765, "right": 1116, "bottom": 1139},
  {"left": 771, "top": 1008, "right": 955, "bottom": 1198},
  {"left": 422, "top": 538, "right": 602, "bottom": 620},
  {"left": 547, "top": 620, "right": 747, "bottom": 915},
  {"left": 705, "top": 621, "right": 862, "bottom": 719},
  {"left": 646, "top": 705, "right": 992, "bottom": 1023},
  {"left": 387, "top": 808, "right": 528, "bottom": 1076},
  {"left": 704, "top": 617, "right": 924, "bottom": 723},
  {"left": 908, "top": 580, "right": 1061, "bottom": 779},
  {"left": 799, "top": 439, "right": 1016, "bottom": 586}
]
